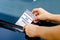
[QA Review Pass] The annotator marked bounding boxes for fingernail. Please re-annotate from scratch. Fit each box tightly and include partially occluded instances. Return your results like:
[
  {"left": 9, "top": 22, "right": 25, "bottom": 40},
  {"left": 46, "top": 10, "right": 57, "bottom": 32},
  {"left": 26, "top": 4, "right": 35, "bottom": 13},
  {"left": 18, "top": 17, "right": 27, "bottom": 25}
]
[{"left": 34, "top": 21, "right": 38, "bottom": 23}]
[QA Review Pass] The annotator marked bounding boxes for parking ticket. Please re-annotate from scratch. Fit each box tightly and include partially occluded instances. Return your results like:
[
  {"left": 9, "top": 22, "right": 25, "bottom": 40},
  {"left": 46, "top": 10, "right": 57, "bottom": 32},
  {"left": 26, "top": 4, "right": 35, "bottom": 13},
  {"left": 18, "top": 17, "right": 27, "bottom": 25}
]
[{"left": 15, "top": 9, "right": 35, "bottom": 32}]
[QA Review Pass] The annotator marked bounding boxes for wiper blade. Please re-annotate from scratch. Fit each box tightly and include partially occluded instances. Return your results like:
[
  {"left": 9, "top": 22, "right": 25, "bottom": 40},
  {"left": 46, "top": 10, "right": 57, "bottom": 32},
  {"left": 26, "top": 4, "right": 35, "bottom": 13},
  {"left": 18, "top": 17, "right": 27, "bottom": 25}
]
[{"left": 0, "top": 20, "right": 23, "bottom": 32}]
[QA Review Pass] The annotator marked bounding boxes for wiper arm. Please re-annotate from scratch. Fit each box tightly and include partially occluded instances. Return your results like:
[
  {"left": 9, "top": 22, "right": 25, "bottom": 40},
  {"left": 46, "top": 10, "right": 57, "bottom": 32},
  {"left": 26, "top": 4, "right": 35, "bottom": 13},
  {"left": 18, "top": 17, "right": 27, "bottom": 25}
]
[{"left": 0, "top": 20, "right": 23, "bottom": 32}]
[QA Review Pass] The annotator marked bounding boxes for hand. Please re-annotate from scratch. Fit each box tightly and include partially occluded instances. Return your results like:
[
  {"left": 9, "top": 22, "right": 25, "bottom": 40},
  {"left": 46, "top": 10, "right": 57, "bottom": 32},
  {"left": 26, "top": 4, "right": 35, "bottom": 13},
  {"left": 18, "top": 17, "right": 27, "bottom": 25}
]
[
  {"left": 23, "top": 24, "right": 39, "bottom": 37},
  {"left": 32, "top": 8, "right": 53, "bottom": 23},
  {"left": 23, "top": 23, "right": 51, "bottom": 38}
]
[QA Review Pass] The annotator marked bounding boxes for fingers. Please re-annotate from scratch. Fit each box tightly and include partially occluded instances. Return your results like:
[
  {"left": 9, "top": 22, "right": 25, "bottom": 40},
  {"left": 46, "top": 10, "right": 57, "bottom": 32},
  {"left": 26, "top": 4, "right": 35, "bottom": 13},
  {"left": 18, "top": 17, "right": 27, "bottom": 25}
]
[
  {"left": 23, "top": 24, "right": 28, "bottom": 32},
  {"left": 33, "top": 17, "right": 39, "bottom": 23},
  {"left": 32, "top": 8, "right": 40, "bottom": 16},
  {"left": 23, "top": 24, "right": 33, "bottom": 37},
  {"left": 32, "top": 8, "right": 48, "bottom": 16},
  {"left": 32, "top": 8, "right": 41, "bottom": 23},
  {"left": 23, "top": 24, "right": 30, "bottom": 33},
  {"left": 33, "top": 15, "right": 41, "bottom": 23}
]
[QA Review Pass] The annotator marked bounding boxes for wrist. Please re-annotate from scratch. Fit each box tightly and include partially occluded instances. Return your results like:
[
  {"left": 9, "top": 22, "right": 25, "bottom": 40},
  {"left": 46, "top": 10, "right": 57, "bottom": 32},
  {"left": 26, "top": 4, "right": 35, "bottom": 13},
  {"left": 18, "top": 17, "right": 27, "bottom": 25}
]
[
  {"left": 47, "top": 13, "right": 55, "bottom": 21},
  {"left": 36, "top": 26, "right": 47, "bottom": 37},
  {"left": 37, "top": 26, "right": 52, "bottom": 39}
]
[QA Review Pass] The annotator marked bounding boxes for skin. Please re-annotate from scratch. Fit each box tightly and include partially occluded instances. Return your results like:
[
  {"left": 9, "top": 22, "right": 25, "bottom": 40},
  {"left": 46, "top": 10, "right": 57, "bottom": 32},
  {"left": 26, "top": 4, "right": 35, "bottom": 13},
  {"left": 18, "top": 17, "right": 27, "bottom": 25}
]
[{"left": 23, "top": 8, "right": 60, "bottom": 40}]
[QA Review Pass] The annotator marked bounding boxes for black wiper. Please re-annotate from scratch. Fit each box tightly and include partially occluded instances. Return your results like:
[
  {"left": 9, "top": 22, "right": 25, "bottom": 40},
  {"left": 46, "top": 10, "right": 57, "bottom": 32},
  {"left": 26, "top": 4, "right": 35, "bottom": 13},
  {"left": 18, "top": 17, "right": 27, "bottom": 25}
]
[{"left": 0, "top": 20, "right": 23, "bottom": 32}]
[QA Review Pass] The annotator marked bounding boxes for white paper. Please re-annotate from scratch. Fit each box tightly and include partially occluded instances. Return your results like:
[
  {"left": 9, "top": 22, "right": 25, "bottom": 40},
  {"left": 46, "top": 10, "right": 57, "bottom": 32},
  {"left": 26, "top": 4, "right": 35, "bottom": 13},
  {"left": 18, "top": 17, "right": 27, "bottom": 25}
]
[{"left": 15, "top": 9, "right": 35, "bottom": 32}]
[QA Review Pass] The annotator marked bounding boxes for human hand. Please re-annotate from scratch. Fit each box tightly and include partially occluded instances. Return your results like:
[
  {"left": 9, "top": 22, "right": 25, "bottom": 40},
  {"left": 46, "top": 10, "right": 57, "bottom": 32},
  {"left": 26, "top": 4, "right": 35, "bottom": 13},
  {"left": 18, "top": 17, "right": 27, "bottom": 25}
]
[
  {"left": 23, "top": 23, "right": 39, "bottom": 37},
  {"left": 23, "top": 23, "right": 51, "bottom": 38},
  {"left": 32, "top": 8, "right": 53, "bottom": 23}
]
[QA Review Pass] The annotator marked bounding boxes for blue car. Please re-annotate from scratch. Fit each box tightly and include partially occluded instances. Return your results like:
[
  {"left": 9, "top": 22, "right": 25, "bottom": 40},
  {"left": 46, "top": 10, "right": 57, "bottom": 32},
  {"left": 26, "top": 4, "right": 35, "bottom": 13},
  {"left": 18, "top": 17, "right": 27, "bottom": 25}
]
[{"left": 0, "top": 0, "right": 60, "bottom": 40}]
